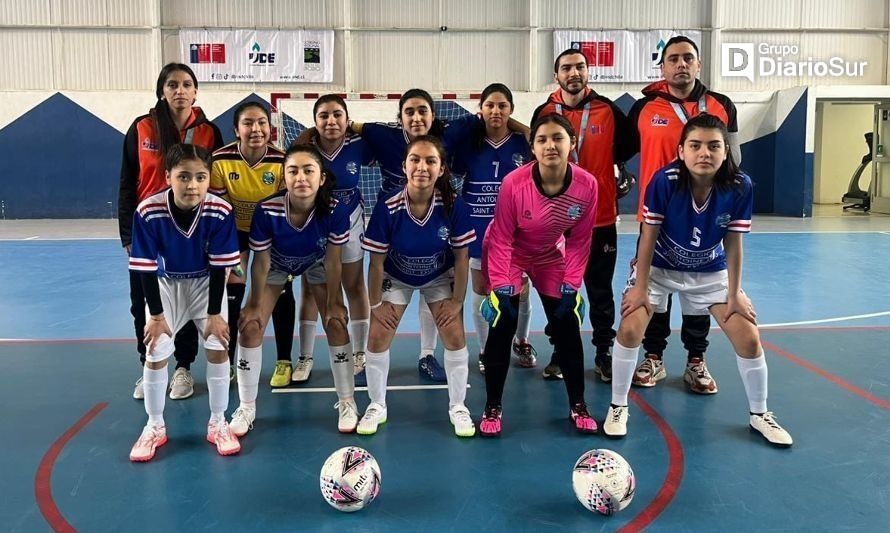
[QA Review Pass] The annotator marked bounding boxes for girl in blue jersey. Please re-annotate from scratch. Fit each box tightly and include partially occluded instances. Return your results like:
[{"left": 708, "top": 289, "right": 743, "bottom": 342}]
[
  {"left": 604, "top": 114, "right": 793, "bottom": 447},
  {"left": 358, "top": 136, "right": 476, "bottom": 438},
  {"left": 233, "top": 144, "right": 359, "bottom": 434},
  {"left": 452, "top": 83, "right": 536, "bottom": 374},
  {"left": 293, "top": 95, "right": 375, "bottom": 387},
  {"left": 128, "top": 144, "right": 241, "bottom": 461}
]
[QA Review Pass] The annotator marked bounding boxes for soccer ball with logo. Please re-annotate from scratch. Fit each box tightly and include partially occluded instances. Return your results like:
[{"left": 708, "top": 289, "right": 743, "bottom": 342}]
[
  {"left": 572, "top": 449, "right": 635, "bottom": 515},
  {"left": 320, "top": 446, "right": 381, "bottom": 512}
]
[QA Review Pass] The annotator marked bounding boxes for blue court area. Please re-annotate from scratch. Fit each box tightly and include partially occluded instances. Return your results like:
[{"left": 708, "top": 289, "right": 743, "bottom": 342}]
[{"left": 2, "top": 224, "right": 890, "bottom": 531}]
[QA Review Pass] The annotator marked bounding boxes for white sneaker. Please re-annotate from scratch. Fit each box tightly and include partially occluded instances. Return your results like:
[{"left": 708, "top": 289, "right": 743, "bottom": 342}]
[
  {"left": 292, "top": 356, "right": 313, "bottom": 382},
  {"left": 335, "top": 399, "right": 359, "bottom": 433},
  {"left": 169, "top": 368, "right": 195, "bottom": 400},
  {"left": 133, "top": 376, "right": 144, "bottom": 400},
  {"left": 603, "top": 405, "right": 629, "bottom": 438},
  {"left": 448, "top": 405, "right": 476, "bottom": 438},
  {"left": 750, "top": 411, "right": 793, "bottom": 447},
  {"left": 356, "top": 402, "right": 387, "bottom": 435},
  {"left": 229, "top": 405, "right": 256, "bottom": 437}
]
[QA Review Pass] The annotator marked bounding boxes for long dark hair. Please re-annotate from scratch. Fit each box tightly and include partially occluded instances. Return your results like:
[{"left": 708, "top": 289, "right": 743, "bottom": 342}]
[
  {"left": 472, "top": 83, "right": 515, "bottom": 150},
  {"left": 164, "top": 144, "right": 212, "bottom": 173},
  {"left": 152, "top": 63, "right": 199, "bottom": 160},
  {"left": 405, "top": 135, "right": 456, "bottom": 214},
  {"left": 313, "top": 93, "right": 349, "bottom": 119},
  {"left": 398, "top": 88, "right": 445, "bottom": 138},
  {"left": 677, "top": 114, "right": 742, "bottom": 191},
  {"left": 283, "top": 144, "right": 336, "bottom": 218}
]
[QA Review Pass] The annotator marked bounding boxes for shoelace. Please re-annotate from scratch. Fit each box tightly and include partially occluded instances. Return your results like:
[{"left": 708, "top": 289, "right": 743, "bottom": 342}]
[
  {"left": 138, "top": 426, "right": 162, "bottom": 446},
  {"left": 354, "top": 352, "right": 366, "bottom": 367},
  {"left": 335, "top": 401, "right": 357, "bottom": 417},
  {"left": 274, "top": 362, "right": 289, "bottom": 375},
  {"left": 295, "top": 357, "right": 312, "bottom": 370},
  {"left": 609, "top": 407, "right": 624, "bottom": 423},
  {"left": 484, "top": 406, "right": 502, "bottom": 420},
  {"left": 760, "top": 412, "right": 781, "bottom": 429},
  {"left": 572, "top": 403, "right": 591, "bottom": 419},
  {"left": 451, "top": 408, "right": 472, "bottom": 424},
  {"left": 233, "top": 408, "right": 254, "bottom": 429},
  {"left": 172, "top": 371, "right": 190, "bottom": 385},
  {"left": 216, "top": 423, "right": 233, "bottom": 441}
]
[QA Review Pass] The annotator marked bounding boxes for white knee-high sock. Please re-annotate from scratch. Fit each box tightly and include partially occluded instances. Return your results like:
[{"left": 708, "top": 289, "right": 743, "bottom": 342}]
[
  {"left": 299, "top": 320, "right": 317, "bottom": 357},
  {"left": 329, "top": 344, "right": 355, "bottom": 399},
  {"left": 611, "top": 341, "right": 640, "bottom": 406},
  {"left": 444, "top": 347, "right": 469, "bottom": 409},
  {"left": 207, "top": 361, "right": 230, "bottom": 423},
  {"left": 419, "top": 297, "right": 437, "bottom": 357},
  {"left": 471, "top": 293, "right": 489, "bottom": 354},
  {"left": 350, "top": 319, "right": 369, "bottom": 355},
  {"left": 736, "top": 352, "right": 768, "bottom": 414},
  {"left": 143, "top": 366, "right": 168, "bottom": 427},
  {"left": 516, "top": 297, "right": 532, "bottom": 342},
  {"left": 236, "top": 344, "right": 263, "bottom": 406},
  {"left": 365, "top": 349, "right": 390, "bottom": 406}
]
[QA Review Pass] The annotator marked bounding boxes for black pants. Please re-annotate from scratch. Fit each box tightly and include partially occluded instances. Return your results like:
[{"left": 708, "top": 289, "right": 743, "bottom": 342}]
[
  {"left": 227, "top": 279, "right": 296, "bottom": 365},
  {"left": 641, "top": 295, "right": 710, "bottom": 358},
  {"left": 484, "top": 294, "right": 586, "bottom": 408},
  {"left": 128, "top": 271, "right": 197, "bottom": 369},
  {"left": 583, "top": 224, "right": 618, "bottom": 355}
]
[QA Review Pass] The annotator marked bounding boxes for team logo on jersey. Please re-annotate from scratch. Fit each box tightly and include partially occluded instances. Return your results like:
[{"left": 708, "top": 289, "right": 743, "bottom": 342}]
[
  {"left": 317, "top": 237, "right": 328, "bottom": 249},
  {"left": 522, "top": 210, "right": 532, "bottom": 220},
  {"left": 589, "top": 124, "right": 604, "bottom": 135},
  {"left": 262, "top": 171, "right": 275, "bottom": 185},
  {"left": 716, "top": 213, "right": 731, "bottom": 228},
  {"left": 437, "top": 226, "right": 450, "bottom": 241},
  {"left": 141, "top": 138, "right": 158, "bottom": 152},
  {"left": 512, "top": 153, "right": 526, "bottom": 167},
  {"left": 228, "top": 171, "right": 240, "bottom": 181},
  {"left": 382, "top": 278, "right": 392, "bottom": 292},
  {"left": 346, "top": 161, "right": 359, "bottom": 175},
  {"left": 650, "top": 114, "right": 670, "bottom": 126},
  {"left": 567, "top": 205, "right": 582, "bottom": 220}
]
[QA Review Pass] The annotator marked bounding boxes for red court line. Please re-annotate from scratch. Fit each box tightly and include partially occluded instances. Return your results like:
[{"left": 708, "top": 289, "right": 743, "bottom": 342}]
[
  {"left": 762, "top": 340, "right": 890, "bottom": 411},
  {"left": 35, "top": 402, "right": 108, "bottom": 533},
  {"left": 618, "top": 391, "right": 685, "bottom": 533}
]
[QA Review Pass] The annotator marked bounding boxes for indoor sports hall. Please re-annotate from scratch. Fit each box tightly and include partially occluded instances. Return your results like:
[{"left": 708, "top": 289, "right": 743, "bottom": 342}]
[{"left": 2, "top": 1, "right": 890, "bottom": 531}]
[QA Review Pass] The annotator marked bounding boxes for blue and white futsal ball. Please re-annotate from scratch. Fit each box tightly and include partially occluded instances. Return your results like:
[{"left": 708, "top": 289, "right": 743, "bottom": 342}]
[
  {"left": 572, "top": 449, "right": 635, "bottom": 515},
  {"left": 320, "top": 446, "right": 381, "bottom": 512}
]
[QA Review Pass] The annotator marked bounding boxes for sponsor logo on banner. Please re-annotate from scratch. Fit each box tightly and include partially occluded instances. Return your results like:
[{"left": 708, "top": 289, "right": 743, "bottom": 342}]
[
  {"left": 570, "top": 41, "right": 615, "bottom": 67},
  {"left": 721, "top": 42, "right": 868, "bottom": 82},
  {"left": 249, "top": 42, "right": 276, "bottom": 65},
  {"left": 189, "top": 43, "right": 226, "bottom": 64}
]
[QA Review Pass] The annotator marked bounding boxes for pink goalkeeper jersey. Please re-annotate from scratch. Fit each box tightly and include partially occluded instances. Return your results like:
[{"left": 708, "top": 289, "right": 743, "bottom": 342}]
[{"left": 483, "top": 162, "right": 598, "bottom": 297}]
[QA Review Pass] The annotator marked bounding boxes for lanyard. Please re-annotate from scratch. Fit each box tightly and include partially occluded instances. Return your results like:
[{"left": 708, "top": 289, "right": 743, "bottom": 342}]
[
  {"left": 183, "top": 128, "right": 194, "bottom": 144},
  {"left": 555, "top": 102, "right": 590, "bottom": 164},
  {"left": 669, "top": 96, "right": 708, "bottom": 124}
]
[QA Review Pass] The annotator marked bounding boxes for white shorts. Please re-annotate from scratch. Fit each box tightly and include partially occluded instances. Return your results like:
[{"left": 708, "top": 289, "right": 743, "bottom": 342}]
[
  {"left": 145, "top": 276, "right": 229, "bottom": 363},
  {"left": 341, "top": 204, "right": 365, "bottom": 264},
  {"left": 625, "top": 265, "right": 728, "bottom": 316},
  {"left": 469, "top": 257, "right": 483, "bottom": 271},
  {"left": 381, "top": 271, "right": 454, "bottom": 306},
  {"left": 267, "top": 262, "right": 326, "bottom": 286}
]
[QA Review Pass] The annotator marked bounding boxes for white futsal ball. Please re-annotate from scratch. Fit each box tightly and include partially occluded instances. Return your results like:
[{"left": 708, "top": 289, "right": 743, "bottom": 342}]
[
  {"left": 572, "top": 449, "right": 635, "bottom": 515},
  {"left": 319, "top": 446, "right": 381, "bottom": 512}
]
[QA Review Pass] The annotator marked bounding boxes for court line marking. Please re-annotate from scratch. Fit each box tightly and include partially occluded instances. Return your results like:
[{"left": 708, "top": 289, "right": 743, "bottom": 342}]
[
  {"left": 762, "top": 340, "right": 890, "bottom": 411},
  {"left": 273, "top": 384, "right": 469, "bottom": 393},
  {"left": 758, "top": 310, "right": 890, "bottom": 328},
  {"left": 618, "top": 391, "right": 684, "bottom": 533},
  {"left": 35, "top": 402, "right": 108, "bottom": 533}
]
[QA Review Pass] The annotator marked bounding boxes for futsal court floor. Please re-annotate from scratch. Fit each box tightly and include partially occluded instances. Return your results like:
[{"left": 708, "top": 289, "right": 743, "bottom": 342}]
[{"left": 1, "top": 210, "right": 888, "bottom": 532}]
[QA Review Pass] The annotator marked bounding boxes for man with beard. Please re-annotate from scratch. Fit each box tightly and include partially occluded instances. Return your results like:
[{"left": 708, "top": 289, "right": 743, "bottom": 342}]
[
  {"left": 531, "top": 48, "right": 634, "bottom": 383},
  {"left": 626, "top": 35, "right": 740, "bottom": 395}
]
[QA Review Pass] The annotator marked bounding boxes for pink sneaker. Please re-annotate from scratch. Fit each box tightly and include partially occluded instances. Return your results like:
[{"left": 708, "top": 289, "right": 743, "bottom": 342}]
[
  {"left": 479, "top": 405, "right": 502, "bottom": 437},
  {"left": 129, "top": 424, "right": 167, "bottom": 462},
  {"left": 207, "top": 420, "right": 241, "bottom": 456},
  {"left": 570, "top": 403, "right": 598, "bottom": 434}
]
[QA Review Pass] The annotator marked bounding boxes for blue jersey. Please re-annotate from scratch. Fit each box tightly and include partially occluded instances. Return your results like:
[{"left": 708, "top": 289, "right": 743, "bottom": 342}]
[
  {"left": 361, "top": 189, "right": 476, "bottom": 286},
  {"left": 316, "top": 132, "right": 374, "bottom": 214},
  {"left": 129, "top": 190, "right": 240, "bottom": 278},
  {"left": 643, "top": 162, "right": 753, "bottom": 272},
  {"left": 453, "top": 132, "right": 530, "bottom": 258},
  {"left": 249, "top": 191, "right": 351, "bottom": 276},
  {"left": 363, "top": 114, "right": 479, "bottom": 197}
]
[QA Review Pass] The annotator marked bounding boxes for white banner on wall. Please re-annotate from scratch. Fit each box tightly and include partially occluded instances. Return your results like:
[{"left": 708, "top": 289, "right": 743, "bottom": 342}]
[
  {"left": 553, "top": 30, "right": 702, "bottom": 83},
  {"left": 179, "top": 29, "right": 334, "bottom": 83}
]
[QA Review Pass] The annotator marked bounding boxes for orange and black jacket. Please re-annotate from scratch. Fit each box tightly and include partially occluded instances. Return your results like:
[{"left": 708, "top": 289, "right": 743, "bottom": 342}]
[
  {"left": 628, "top": 79, "right": 737, "bottom": 219},
  {"left": 532, "top": 88, "right": 634, "bottom": 228},
  {"left": 118, "top": 107, "right": 223, "bottom": 246}
]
